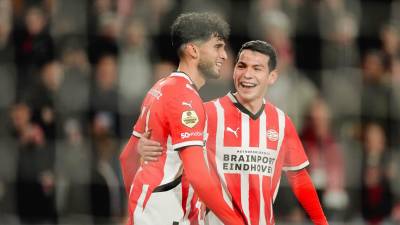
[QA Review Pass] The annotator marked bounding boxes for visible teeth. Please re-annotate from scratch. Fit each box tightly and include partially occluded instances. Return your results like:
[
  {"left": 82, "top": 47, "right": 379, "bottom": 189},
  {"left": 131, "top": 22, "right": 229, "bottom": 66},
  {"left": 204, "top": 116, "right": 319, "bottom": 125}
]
[{"left": 240, "top": 82, "right": 256, "bottom": 88}]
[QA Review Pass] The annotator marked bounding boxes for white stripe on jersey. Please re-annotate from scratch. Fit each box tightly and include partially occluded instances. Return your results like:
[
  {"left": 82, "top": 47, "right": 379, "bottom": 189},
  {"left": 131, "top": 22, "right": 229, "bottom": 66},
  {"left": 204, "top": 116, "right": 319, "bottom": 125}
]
[
  {"left": 282, "top": 161, "right": 310, "bottom": 171},
  {"left": 170, "top": 72, "right": 193, "bottom": 84},
  {"left": 214, "top": 100, "right": 234, "bottom": 209},
  {"left": 184, "top": 184, "right": 195, "bottom": 221},
  {"left": 273, "top": 178, "right": 281, "bottom": 202},
  {"left": 259, "top": 111, "right": 267, "bottom": 225},
  {"left": 269, "top": 108, "right": 286, "bottom": 225},
  {"left": 172, "top": 141, "right": 204, "bottom": 150},
  {"left": 132, "top": 130, "right": 142, "bottom": 138},
  {"left": 276, "top": 109, "right": 285, "bottom": 153},
  {"left": 240, "top": 114, "right": 250, "bottom": 224},
  {"left": 133, "top": 184, "right": 149, "bottom": 223},
  {"left": 203, "top": 118, "right": 210, "bottom": 169},
  {"left": 160, "top": 136, "right": 183, "bottom": 187},
  {"left": 145, "top": 108, "right": 151, "bottom": 132}
]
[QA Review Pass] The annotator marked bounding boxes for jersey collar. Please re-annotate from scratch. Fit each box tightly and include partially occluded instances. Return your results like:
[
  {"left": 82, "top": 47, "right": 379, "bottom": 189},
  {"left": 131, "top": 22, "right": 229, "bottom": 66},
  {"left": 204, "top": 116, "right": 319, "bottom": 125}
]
[
  {"left": 227, "top": 92, "right": 265, "bottom": 120},
  {"left": 170, "top": 71, "right": 199, "bottom": 91}
]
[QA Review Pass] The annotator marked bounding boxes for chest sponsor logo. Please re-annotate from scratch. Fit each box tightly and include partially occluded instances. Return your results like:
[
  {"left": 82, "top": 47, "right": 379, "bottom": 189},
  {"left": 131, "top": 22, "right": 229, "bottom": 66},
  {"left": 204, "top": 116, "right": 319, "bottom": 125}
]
[
  {"left": 266, "top": 129, "right": 279, "bottom": 142},
  {"left": 220, "top": 147, "right": 278, "bottom": 176},
  {"left": 181, "top": 110, "right": 199, "bottom": 128}
]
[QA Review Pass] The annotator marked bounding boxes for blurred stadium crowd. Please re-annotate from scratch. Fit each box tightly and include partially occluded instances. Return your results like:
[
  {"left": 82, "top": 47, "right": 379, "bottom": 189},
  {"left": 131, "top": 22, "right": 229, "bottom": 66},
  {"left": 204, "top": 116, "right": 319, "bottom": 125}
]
[{"left": 0, "top": 0, "right": 399, "bottom": 224}]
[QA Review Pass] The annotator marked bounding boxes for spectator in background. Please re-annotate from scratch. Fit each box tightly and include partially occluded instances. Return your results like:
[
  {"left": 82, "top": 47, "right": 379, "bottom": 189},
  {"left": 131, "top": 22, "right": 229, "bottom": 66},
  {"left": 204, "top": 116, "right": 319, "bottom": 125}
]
[
  {"left": 55, "top": 118, "right": 92, "bottom": 224},
  {"left": 13, "top": 6, "right": 54, "bottom": 98},
  {"left": 301, "top": 97, "right": 348, "bottom": 220},
  {"left": 388, "top": 54, "right": 400, "bottom": 147},
  {"left": 361, "top": 122, "right": 393, "bottom": 225},
  {"left": 0, "top": 0, "right": 13, "bottom": 63},
  {"left": 88, "top": 11, "right": 119, "bottom": 64},
  {"left": 24, "top": 60, "right": 63, "bottom": 141},
  {"left": 319, "top": 12, "right": 360, "bottom": 70},
  {"left": 90, "top": 112, "right": 122, "bottom": 225},
  {"left": 151, "top": 60, "right": 176, "bottom": 82},
  {"left": 57, "top": 45, "right": 91, "bottom": 121},
  {"left": 90, "top": 54, "right": 119, "bottom": 135},
  {"left": 361, "top": 50, "right": 391, "bottom": 137},
  {"left": 259, "top": 10, "right": 317, "bottom": 130},
  {"left": 118, "top": 19, "right": 153, "bottom": 136},
  {"left": 318, "top": 0, "right": 360, "bottom": 70},
  {"left": 10, "top": 102, "right": 57, "bottom": 224},
  {"left": 380, "top": 24, "right": 399, "bottom": 66}
]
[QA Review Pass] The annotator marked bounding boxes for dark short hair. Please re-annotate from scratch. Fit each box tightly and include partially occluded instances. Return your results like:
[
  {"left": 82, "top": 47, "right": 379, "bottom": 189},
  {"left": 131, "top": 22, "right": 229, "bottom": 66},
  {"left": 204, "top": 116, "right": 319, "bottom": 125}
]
[
  {"left": 237, "top": 40, "right": 277, "bottom": 71},
  {"left": 171, "top": 12, "right": 230, "bottom": 56}
]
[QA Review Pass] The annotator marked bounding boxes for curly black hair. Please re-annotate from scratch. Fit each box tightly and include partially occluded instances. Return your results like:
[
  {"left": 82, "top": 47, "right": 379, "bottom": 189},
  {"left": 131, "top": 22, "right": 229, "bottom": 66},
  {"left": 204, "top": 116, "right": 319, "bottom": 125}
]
[{"left": 171, "top": 12, "right": 230, "bottom": 56}]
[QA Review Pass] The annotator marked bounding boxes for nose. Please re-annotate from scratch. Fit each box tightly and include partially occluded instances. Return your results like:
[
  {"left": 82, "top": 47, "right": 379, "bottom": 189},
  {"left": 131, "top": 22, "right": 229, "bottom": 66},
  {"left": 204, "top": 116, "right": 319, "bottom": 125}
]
[
  {"left": 243, "top": 69, "right": 252, "bottom": 79},
  {"left": 220, "top": 49, "right": 227, "bottom": 61}
]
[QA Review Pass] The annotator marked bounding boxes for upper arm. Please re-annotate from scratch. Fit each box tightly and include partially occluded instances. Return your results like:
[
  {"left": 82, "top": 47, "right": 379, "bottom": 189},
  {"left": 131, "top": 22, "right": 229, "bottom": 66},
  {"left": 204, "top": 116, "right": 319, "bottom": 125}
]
[
  {"left": 163, "top": 88, "right": 206, "bottom": 151},
  {"left": 282, "top": 116, "right": 309, "bottom": 171}
]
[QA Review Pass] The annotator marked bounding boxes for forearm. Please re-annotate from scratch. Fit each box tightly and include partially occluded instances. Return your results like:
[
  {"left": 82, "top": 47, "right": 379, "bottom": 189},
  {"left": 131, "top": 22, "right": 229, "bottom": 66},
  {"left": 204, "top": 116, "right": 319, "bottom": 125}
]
[
  {"left": 119, "top": 136, "right": 140, "bottom": 194},
  {"left": 180, "top": 147, "right": 245, "bottom": 225},
  {"left": 286, "top": 169, "right": 328, "bottom": 225}
]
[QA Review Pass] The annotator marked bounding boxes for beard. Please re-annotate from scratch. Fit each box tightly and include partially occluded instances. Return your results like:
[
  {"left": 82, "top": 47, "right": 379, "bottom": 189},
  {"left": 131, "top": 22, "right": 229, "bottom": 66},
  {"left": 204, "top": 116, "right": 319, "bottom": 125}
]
[{"left": 198, "top": 57, "right": 220, "bottom": 79}]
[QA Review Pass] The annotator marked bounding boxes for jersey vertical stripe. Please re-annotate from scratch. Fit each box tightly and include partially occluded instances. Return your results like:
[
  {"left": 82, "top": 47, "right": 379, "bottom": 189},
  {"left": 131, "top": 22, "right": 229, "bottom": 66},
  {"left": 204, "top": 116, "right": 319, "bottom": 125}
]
[
  {"left": 240, "top": 114, "right": 250, "bottom": 224},
  {"left": 204, "top": 93, "right": 309, "bottom": 225},
  {"left": 215, "top": 99, "right": 234, "bottom": 208},
  {"left": 258, "top": 111, "right": 267, "bottom": 225}
]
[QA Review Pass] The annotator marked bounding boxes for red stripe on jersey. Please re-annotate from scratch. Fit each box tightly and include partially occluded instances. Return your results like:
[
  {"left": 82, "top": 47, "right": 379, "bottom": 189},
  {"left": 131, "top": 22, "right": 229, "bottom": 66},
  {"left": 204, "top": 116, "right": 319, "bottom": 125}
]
[
  {"left": 181, "top": 173, "right": 190, "bottom": 216},
  {"left": 221, "top": 97, "right": 241, "bottom": 147},
  {"left": 249, "top": 175, "right": 260, "bottom": 225},
  {"left": 219, "top": 97, "right": 246, "bottom": 220},
  {"left": 204, "top": 93, "right": 309, "bottom": 225},
  {"left": 203, "top": 102, "right": 225, "bottom": 198},
  {"left": 262, "top": 177, "right": 272, "bottom": 225},
  {"left": 266, "top": 103, "right": 279, "bottom": 150},
  {"left": 249, "top": 118, "right": 260, "bottom": 147},
  {"left": 128, "top": 183, "right": 143, "bottom": 225},
  {"left": 265, "top": 103, "right": 283, "bottom": 208}
]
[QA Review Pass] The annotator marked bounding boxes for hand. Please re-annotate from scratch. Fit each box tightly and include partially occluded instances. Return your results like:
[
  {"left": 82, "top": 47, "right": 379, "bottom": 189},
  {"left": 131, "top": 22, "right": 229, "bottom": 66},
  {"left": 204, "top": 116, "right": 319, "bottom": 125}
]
[{"left": 138, "top": 130, "right": 163, "bottom": 162}]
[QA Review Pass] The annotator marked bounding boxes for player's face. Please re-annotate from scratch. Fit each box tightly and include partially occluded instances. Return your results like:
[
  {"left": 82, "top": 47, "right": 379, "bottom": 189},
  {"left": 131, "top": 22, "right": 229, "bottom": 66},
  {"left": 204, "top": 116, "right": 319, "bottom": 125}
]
[
  {"left": 197, "top": 36, "right": 227, "bottom": 79},
  {"left": 233, "top": 49, "right": 277, "bottom": 104}
]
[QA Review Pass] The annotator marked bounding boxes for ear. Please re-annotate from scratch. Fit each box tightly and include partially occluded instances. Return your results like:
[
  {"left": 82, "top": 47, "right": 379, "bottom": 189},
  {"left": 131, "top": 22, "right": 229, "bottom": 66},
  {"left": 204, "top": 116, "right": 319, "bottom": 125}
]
[
  {"left": 267, "top": 70, "right": 278, "bottom": 85},
  {"left": 185, "top": 43, "right": 199, "bottom": 59}
]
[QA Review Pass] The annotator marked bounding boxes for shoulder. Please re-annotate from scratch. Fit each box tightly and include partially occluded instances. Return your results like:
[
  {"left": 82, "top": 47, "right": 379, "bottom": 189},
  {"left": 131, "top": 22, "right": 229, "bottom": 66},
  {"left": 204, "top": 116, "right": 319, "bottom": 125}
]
[{"left": 266, "top": 102, "right": 286, "bottom": 116}]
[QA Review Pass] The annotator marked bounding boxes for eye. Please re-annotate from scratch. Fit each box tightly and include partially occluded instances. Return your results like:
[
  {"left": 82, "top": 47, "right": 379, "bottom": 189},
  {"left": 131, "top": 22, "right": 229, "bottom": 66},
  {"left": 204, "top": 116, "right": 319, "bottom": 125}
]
[
  {"left": 254, "top": 66, "right": 263, "bottom": 71},
  {"left": 236, "top": 64, "right": 245, "bottom": 69}
]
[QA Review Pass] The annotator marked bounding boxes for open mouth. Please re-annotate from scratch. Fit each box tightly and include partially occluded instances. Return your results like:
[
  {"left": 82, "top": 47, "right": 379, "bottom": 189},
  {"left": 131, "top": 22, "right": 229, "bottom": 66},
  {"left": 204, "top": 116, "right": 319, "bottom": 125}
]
[{"left": 239, "top": 81, "right": 256, "bottom": 88}]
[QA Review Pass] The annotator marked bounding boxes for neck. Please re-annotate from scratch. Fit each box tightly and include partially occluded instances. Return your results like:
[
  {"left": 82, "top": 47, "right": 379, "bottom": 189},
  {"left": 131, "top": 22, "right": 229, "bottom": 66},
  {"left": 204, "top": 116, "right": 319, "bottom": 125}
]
[
  {"left": 234, "top": 93, "right": 264, "bottom": 114},
  {"left": 177, "top": 59, "right": 206, "bottom": 89}
]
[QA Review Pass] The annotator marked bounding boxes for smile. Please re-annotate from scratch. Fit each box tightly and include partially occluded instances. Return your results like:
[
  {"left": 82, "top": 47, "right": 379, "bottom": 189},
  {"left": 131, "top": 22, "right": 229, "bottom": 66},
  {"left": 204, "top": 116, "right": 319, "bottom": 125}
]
[{"left": 240, "top": 81, "right": 256, "bottom": 88}]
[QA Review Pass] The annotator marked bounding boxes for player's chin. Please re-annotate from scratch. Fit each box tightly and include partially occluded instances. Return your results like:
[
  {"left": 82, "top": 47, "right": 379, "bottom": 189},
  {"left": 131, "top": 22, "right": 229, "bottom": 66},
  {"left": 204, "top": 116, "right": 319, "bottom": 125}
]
[{"left": 208, "top": 70, "right": 221, "bottom": 79}]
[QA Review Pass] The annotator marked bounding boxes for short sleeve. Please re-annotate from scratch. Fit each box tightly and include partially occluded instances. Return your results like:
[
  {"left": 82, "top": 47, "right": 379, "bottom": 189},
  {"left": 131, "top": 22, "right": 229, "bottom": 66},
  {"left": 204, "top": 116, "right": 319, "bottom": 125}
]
[
  {"left": 164, "top": 89, "right": 205, "bottom": 151},
  {"left": 282, "top": 116, "right": 309, "bottom": 171}
]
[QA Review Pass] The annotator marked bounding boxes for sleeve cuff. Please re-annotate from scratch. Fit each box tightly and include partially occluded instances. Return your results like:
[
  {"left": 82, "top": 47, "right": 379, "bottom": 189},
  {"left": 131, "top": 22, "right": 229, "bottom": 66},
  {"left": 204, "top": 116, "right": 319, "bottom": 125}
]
[
  {"left": 132, "top": 130, "right": 142, "bottom": 138},
  {"left": 282, "top": 161, "right": 309, "bottom": 171},
  {"left": 173, "top": 140, "right": 204, "bottom": 151}
]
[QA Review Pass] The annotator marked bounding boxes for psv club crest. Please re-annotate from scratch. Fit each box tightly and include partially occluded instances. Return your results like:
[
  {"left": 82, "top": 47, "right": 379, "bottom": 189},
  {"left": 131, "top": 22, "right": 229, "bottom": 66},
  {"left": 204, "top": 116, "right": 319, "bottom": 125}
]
[
  {"left": 181, "top": 110, "right": 199, "bottom": 128},
  {"left": 266, "top": 129, "right": 279, "bottom": 142}
]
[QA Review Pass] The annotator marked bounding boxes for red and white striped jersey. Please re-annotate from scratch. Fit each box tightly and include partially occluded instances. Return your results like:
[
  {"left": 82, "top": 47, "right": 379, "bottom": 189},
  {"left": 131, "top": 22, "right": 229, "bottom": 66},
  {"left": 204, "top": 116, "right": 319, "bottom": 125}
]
[
  {"left": 204, "top": 92, "right": 309, "bottom": 225},
  {"left": 128, "top": 72, "right": 205, "bottom": 225}
]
